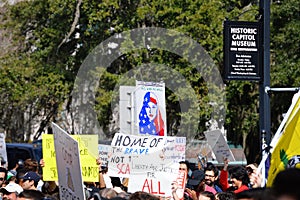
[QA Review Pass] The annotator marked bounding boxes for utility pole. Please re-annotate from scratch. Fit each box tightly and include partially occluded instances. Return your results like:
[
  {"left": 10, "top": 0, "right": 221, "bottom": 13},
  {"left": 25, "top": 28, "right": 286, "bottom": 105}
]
[{"left": 259, "top": 0, "right": 271, "bottom": 155}]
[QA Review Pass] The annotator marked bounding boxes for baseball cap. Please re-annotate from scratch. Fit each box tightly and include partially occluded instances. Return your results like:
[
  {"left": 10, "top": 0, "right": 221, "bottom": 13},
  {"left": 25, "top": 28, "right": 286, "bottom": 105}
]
[
  {"left": 0, "top": 182, "right": 23, "bottom": 194},
  {"left": 20, "top": 171, "right": 41, "bottom": 182},
  {"left": 187, "top": 170, "right": 205, "bottom": 187}
]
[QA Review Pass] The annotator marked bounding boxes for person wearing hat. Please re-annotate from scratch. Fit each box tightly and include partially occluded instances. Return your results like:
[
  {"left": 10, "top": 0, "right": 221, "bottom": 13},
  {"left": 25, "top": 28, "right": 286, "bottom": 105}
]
[
  {"left": 185, "top": 170, "right": 216, "bottom": 200},
  {"left": 0, "top": 182, "right": 23, "bottom": 200},
  {"left": 19, "top": 171, "right": 41, "bottom": 190}
]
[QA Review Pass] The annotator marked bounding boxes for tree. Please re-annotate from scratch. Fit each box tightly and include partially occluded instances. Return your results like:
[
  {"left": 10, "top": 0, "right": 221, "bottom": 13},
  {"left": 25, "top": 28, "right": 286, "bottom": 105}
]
[{"left": 0, "top": 0, "right": 298, "bottom": 164}]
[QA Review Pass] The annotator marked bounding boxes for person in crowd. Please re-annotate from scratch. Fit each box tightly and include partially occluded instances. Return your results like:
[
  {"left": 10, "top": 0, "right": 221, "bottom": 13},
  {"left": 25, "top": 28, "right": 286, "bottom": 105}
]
[
  {"left": 99, "top": 188, "right": 118, "bottom": 199},
  {"left": 0, "top": 182, "right": 23, "bottom": 200},
  {"left": 7, "top": 158, "right": 20, "bottom": 178},
  {"left": 236, "top": 188, "right": 275, "bottom": 200},
  {"left": 19, "top": 171, "right": 41, "bottom": 190},
  {"left": 244, "top": 163, "right": 263, "bottom": 189},
  {"left": 204, "top": 163, "right": 222, "bottom": 193},
  {"left": 219, "top": 158, "right": 249, "bottom": 194},
  {"left": 271, "top": 168, "right": 300, "bottom": 200},
  {"left": 199, "top": 191, "right": 215, "bottom": 200},
  {"left": 179, "top": 160, "right": 192, "bottom": 184},
  {"left": 23, "top": 159, "right": 44, "bottom": 191},
  {"left": 215, "top": 192, "right": 236, "bottom": 200},
  {"left": 111, "top": 177, "right": 126, "bottom": 194},
  {"left": 184, "top": 170, "right": 217, "bottom": 200},
  {"left": 0, "top": 167, "right": 7, "bottom": 187},
  {"left": 17, "top": 189, "right": 45, "bottom": 200},
  {"left": 128, "top": 191, "right": 160, "bottom": 200},
  {"left": 96, "top": 157, "right": 112, "bottom": 189}
]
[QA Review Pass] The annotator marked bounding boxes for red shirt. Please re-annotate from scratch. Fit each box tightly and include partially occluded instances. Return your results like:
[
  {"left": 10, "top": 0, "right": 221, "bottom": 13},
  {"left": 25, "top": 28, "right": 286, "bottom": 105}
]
[{"left": 219, "top": 170, "right": 249, "bottom": 193}]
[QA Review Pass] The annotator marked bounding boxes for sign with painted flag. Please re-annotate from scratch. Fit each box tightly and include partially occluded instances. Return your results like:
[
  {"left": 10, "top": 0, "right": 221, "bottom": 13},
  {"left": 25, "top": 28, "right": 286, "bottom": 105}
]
[
  {"left": 135, "top": 81, "right": 167, "bottom": 136},
  {"left": 51, "top": 122, "right": 85, "bottom": 200},
  {"left": 267, "top": 93, "right": 300, "bottom": 186}
]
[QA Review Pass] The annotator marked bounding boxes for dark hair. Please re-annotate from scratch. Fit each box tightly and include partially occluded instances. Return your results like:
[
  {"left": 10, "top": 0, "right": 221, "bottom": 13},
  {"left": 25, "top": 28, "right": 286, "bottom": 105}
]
[
  {"left": 272, "top": 168, "right": 300, "bottom": 199},
  {"left": 216, "top": 192, "right": 237, "bottom": 200},
  {"left": 179, "top": 160, "right": 190, "bottom": 171},
  {"left": 0, "top": 167, "right": 7, "bottom": 178},
  {"left": 111, "top": 177, "right": 122, "bottom": 187},
  {"left": 228, "top": 166, "right": 249, "bottom": 185},
  {"left": 204, "top": 162, "right": 219, "bottom": 177},
  {"left": 236, "top": 188, "right": 275, "bottom": 200},
  {"left": 18, "top": 189, "right": 45, "bottom": 200},
  {"left": 24, "top": 158, "right": 39, "bottom": 172},
  {"left": 200, "top": 191, "right": 215, "bottom": 200},
  {"left": 129, "top": 191, "right": 160, "bottom": 200}
]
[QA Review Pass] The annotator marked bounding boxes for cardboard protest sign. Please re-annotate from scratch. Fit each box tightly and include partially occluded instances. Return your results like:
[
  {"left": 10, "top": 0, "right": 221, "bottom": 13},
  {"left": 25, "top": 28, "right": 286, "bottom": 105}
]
[
  {"left": 204, "top": 129, "right": 235, "bottom": 163},
  {"left": 52, "top": 122, "right": 85, "bottom": 200},
  {"left": 127, "top": 136, "right": 186, "bottom": 197},
  {"left": 42, "top": 134, "right": 99, "bottom": 182}
]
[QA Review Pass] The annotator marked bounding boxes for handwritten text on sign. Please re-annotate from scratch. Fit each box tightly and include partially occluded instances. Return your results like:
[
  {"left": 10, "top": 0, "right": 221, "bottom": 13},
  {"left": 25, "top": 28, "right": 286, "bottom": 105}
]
[
  {"left": 108, "top": 133, "right": 166, "bottom": 177},
  {"left": 42, "top": 134, "right": 98, "bottom": 182},
  {"left": 128, "top": 135, "right": 186, "bottom": 197}
]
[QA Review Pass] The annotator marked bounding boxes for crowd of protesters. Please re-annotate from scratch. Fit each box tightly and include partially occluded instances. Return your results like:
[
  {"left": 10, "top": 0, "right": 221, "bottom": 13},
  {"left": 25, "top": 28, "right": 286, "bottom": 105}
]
[{"left": 0, "top": 155, "right": 299, "bottom": 200}]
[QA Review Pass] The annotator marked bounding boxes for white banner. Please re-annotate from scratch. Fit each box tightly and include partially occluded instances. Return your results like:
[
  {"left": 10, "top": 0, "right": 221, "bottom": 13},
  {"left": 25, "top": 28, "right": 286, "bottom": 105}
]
[{"left": 52, "top": 123, "right": 85, "bottom": 200}]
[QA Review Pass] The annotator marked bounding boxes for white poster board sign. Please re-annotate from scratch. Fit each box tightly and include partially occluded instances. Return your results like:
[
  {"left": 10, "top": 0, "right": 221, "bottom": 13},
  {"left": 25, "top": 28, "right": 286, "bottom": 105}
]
[
  {"left": 135, "top": 81, "right": 167, "bottom": 136},
  {"left": 174, "top": 170, "right": 187, "bottom": 200},
  {"left": 98, "top": 144, "right": 111, "bottom": 167},
  {"left": 52, "top": 123, "right": 85, "bottom": 200},
  {"left": 128, "top": 136, "right": 186, "bottom": 197},
  {"left": 108, "top": 133, "right": 166, "bottom": 178},
  {"left": 205, "top": 129, "right": 235, "bottom": 163},
  {"left": 0, "top": 133, "right": 7, "bottom": 168}
]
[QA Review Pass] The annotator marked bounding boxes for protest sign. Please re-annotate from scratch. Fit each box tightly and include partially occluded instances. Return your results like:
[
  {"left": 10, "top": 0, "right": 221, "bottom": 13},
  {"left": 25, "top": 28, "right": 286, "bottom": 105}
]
[
  {"left": 0, "top": 133, "right": 7, "bottom": 168},
  {"left": 107, "top": 133, "right": 186, "bottom": 197},
  {"left": 135, "top": 81, "right": 167, "bottom": 136},
  {"left": 98, "top": 144, "right": 111, "bottom": 167},
  {"left": 174, "top": 170, "right": 187, "bottom": 200},
  {"left": 108, "top": 133, "right": 166, "bottom": 178},
  {"left": 204, "top": 129, "right": 235, "bottom": 163},
  {"left": 126, "top": 135, "right": 186, "bottom": 197},
  {"left": 52, "top": 122, "right": 85, "bottom": 200},
  {"left": 42, "top": 134, "right": 99, "bottom": 182}
]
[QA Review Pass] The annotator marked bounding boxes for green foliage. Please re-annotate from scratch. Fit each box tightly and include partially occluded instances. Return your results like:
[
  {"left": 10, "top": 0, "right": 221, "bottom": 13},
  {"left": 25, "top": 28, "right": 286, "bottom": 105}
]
[{"left": 0, "top": 0, "right": 298, "bottom": 163}]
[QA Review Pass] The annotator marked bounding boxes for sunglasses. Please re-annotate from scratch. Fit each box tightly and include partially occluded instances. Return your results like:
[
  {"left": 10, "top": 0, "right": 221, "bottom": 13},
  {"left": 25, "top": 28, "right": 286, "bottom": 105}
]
[{"left": 0, "top": 177, "right": 5, "bottom": 181}]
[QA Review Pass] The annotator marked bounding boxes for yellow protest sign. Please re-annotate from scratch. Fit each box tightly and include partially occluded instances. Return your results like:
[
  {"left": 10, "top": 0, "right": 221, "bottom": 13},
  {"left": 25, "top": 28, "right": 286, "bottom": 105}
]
[{"left": 42, "top": 134, "right": 99, "bottom": 182}]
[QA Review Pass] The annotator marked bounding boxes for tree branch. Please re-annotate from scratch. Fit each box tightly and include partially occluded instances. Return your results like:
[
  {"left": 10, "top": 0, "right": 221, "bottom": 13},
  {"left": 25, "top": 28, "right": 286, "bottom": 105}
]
[{"left": 56, "top": 0, "right": 82, "bottom": 54}]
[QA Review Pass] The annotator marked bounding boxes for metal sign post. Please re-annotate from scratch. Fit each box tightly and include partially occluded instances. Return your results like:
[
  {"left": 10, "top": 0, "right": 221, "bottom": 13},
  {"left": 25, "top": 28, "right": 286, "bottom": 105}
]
[{"left": 259, "top": 0, "right": 271, "bottom": 156}]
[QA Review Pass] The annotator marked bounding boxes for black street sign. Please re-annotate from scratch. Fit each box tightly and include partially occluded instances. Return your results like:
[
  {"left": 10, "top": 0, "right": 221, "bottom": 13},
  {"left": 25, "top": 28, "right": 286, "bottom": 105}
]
[{"left": 223, "top": 21, "right": 262, "bottom": 81}]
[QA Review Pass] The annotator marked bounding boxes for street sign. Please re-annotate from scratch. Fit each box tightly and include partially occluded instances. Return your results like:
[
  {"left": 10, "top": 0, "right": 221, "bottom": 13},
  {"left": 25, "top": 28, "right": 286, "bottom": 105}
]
[{"left": 224, "top": 21, "right": 262, "bottom": 81}]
